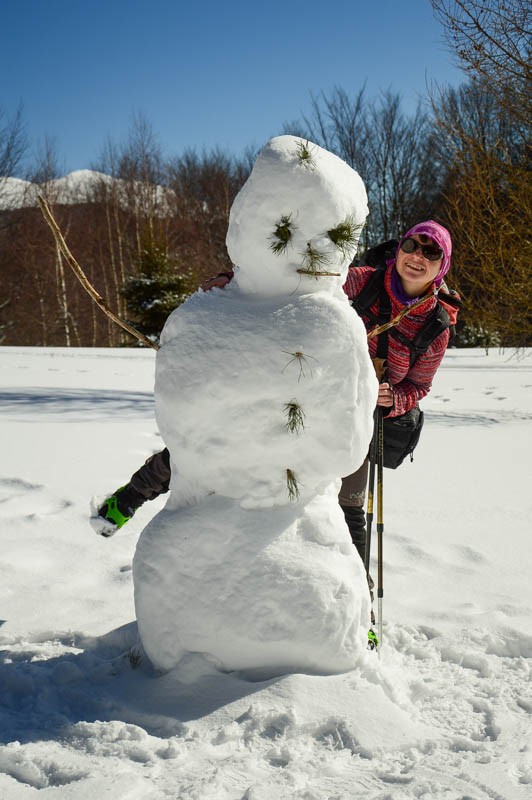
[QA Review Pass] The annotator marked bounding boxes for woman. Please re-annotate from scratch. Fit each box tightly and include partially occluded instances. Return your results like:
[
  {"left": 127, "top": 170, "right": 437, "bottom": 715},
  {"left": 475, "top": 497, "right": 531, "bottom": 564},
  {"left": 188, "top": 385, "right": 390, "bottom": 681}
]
[
  {"left": 338, "top": 219, "right": 458, "bottom": 562},
  {"left": 92, "top": 220, "right": 458, "bottom": 555}
]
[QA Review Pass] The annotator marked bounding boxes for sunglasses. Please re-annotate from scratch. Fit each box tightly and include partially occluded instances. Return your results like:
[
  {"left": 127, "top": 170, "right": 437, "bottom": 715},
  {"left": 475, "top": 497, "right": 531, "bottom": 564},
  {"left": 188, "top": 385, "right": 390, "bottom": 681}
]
[{"left": 399, "top": 237, "right": 443, "bottom": 262}]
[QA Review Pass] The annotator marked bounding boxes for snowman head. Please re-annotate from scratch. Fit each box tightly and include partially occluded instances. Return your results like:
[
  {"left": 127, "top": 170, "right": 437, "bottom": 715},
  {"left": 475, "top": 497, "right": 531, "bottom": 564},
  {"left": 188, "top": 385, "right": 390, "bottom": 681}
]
[{"left": 226, "top": 135, "right": 368, "bottom": 296}]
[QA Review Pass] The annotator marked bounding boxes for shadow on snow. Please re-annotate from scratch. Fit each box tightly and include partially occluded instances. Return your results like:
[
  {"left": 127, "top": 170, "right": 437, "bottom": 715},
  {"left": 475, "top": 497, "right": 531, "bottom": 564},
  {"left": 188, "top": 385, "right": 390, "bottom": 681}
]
[
  {"left": 0, "top": 388, "right": 154, "bottom": 420},
  {"left": 0, "top": 622, "right": 282, "bottom": 745}
]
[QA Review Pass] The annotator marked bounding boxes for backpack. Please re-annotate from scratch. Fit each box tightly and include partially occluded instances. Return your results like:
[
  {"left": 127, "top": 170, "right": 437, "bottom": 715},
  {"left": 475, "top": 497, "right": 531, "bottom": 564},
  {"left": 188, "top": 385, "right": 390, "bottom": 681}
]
[{"left": 352, "top": 240, "right": 461, "bottom": 468}]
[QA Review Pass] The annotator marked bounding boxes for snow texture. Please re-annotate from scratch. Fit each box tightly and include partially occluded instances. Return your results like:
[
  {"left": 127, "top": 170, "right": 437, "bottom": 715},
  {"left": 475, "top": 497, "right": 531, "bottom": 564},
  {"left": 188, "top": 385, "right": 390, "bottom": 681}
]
[
  {"left": 0, "top": 346, "right": 531, "bottom": 799},
  {"left": 133, "top": 136, "right": 376, "bottom": 675}
]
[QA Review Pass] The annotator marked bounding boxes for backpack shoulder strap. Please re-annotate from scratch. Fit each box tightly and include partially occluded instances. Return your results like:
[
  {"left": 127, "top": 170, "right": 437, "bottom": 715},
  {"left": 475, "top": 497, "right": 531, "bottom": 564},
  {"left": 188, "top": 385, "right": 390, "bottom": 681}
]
[
  {"left": 350, "top": 267, "right": 387, "bottom": 323},
  {"left": 388, "top": 302, "right": 451, "bottom": 367},
  {"left": 438, "top": 283, "right": 462, "bottom": 310}
]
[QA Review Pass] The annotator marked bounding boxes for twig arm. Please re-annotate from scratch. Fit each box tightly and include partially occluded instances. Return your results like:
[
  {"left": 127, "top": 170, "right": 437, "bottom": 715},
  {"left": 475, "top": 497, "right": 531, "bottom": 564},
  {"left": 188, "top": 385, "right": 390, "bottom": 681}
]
[{"left": 37, "top": 195, "right": 160, "bottom": 351}]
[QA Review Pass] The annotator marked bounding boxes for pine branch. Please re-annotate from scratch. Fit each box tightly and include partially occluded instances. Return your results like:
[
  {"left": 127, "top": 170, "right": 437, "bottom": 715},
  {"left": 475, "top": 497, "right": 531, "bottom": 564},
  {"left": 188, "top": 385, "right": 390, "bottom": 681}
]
[
  {"left": 295, "top": 139, "right": 317, "bottom": 169},
  {"left": 284, "top": 401, "right": 305, "bottom": 434},
  {"left": 286, "top": 468, "right": 300, "bottom": 501}
]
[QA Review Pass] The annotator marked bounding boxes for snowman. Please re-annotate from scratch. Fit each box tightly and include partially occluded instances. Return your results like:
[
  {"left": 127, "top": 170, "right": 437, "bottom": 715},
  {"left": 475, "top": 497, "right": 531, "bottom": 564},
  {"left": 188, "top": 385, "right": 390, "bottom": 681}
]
[{"left": 133, "top": 136, "right": 378, "bottom": 676}]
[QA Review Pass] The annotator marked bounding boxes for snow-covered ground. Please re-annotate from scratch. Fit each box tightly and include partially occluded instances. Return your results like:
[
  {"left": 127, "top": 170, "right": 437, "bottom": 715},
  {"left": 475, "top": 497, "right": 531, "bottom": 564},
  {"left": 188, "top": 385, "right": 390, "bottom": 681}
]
[{"left": 0, "top": 345, "right": 530, "bottom": 799}]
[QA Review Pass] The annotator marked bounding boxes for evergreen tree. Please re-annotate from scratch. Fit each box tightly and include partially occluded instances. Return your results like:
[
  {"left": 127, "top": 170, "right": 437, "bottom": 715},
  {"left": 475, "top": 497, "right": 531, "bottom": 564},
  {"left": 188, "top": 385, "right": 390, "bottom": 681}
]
[{"left": 122, "top": 238, "right": 194, "bottom": 342}]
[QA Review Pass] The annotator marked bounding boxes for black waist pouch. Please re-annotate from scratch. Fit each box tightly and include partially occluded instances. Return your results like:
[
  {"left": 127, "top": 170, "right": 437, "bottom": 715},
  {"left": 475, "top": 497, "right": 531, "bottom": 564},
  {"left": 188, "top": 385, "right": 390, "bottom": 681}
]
[{"left": 382, "top": 405, "right": 424, "bottom": 469}]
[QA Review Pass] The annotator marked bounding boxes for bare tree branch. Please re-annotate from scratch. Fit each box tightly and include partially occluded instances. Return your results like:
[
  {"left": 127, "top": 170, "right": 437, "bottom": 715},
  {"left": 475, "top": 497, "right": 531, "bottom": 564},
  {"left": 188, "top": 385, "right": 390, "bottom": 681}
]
[
  {"left": 431, "top": 0, "right": 531, "bottom": 126},
  {"left": 37, "top": 195, "right": 160, "bottom": 351}
]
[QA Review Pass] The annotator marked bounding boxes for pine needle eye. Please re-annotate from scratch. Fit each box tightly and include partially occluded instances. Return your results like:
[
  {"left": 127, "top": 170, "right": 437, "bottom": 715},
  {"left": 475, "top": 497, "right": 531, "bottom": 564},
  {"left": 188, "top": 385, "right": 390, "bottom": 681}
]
[
  {"left": 294, "top": 139, "right": 316, "bottom": 169},
  {"left": 271, "top": 214, "right": 294, "bottom": 254},
  {"left": 327, "top": 218, "right": 362, "bottom": 257}
]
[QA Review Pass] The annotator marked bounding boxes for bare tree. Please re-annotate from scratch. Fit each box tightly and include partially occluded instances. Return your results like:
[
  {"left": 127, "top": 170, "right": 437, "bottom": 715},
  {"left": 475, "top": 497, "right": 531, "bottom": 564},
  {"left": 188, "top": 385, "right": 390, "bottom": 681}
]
[
  {"left": 91, "top": 137, "right": 130, "bottom": 326},
  {"left": 431, "top": 0, "right": 531, "bottom": 131},
  {"left": 27, "top": 134, "right": 64, "bottom": 189},
  {"left": 297, "top": 86, "right": 368, "bottom": 173},
  {"left": 0, "top": 104, "right": 27, "bottom": 178},
  {"left": 26, "top": 136, "right": 80, "bottom": 346},
  {"left": 362, "top": 92, "right": 443, "bottom": 241},
  {"left": 166, "top": 147, "right": 250, "bottom": 280},
  {"left": 0, "top": 298, "right": 10, "bottom": 344},
  {"left": 118, "top": 112, "right": 167, "bottom": 255},
  {"left": 292, "top": 88, "right": 444, "bottom": 245},
  {"left": 89, "top": 114, "right": 171, "bottom": 338},
  {"left": 0, "top": 104, "right": 28, "bottom": 210}
]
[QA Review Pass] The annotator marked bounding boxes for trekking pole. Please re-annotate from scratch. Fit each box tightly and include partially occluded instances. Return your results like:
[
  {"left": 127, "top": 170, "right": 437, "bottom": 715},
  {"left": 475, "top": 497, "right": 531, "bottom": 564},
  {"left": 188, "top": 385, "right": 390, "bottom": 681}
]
[
  {"left": 364, "top": 415, "right": 378, "bottom": 576},
  {"left": 376, "top": 406, "right": 384, "bottom": 653}
]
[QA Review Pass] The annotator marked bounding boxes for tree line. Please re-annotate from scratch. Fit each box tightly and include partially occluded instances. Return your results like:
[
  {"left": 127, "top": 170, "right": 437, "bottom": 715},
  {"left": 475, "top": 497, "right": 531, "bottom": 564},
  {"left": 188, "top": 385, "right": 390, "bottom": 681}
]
[{"left": 0, "top": 0, "right": 529, "bottom": 348}]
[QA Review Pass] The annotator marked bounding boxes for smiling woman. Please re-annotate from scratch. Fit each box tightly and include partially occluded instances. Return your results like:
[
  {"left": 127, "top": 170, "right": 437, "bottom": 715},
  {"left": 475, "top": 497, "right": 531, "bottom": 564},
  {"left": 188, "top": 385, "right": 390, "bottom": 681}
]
[
  {"left": 395, "top": 227, "right": 449, "bottom": 298},
  {"left": 395, "top": 236, "right": 443, "bottom": 297},
  {"left": 339, "top": 219, "right": 458, "bottom": 565},
  {"left": 394, "top": 220, "right": 452, "bottom": 298}
]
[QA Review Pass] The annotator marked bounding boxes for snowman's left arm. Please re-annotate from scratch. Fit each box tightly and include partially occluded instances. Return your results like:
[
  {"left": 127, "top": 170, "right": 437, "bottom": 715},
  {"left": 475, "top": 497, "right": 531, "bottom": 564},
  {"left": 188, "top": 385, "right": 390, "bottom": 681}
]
[{"left": 200, "top": 270, "right": 234, "bottom": 291}]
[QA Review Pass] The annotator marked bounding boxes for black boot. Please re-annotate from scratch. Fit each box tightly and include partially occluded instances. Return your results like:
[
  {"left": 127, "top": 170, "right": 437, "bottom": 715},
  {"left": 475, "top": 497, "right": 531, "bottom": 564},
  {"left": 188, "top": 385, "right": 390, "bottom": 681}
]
[
  {"left": 341, "top": 504, "right": 376, "bottom": 627},
  {"left": 340, "top": 504, "right": 367, "bottom": 563}
]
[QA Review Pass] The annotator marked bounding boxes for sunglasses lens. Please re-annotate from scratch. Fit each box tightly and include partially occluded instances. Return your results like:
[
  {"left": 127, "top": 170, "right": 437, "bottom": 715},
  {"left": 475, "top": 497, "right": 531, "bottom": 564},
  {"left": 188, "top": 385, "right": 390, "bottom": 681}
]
[
  {"left": 400, "top": 237, "right": 417, "bottom": 254},
  {"left": 423, "top": 246, "right": 443, "bottom": 261},
  {"left": 400, "top": 237, "right": 443, "bottom": 261}
]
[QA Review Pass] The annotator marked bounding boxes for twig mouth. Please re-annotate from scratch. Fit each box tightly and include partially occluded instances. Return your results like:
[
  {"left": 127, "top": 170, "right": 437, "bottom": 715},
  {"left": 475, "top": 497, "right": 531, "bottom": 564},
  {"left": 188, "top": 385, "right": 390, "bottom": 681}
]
[{"left": 296, "top": 269, "right": 341, "bottom": 277}]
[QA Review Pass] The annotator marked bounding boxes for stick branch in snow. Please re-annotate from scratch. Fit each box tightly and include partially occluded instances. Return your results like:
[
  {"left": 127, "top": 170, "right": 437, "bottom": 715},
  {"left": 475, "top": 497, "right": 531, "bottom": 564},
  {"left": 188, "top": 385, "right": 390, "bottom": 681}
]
[
  {"left": 286, "top": 468, "right": 300, "bottom": 501},
  {"left": 284, "top": 400, "right": 305, "bottom": 434},
  {"left": 37, "top": 195, "right": 160, "bottom": 351},
  {"left": 281, "top": 350, "right": 317, "bottom": 382}
]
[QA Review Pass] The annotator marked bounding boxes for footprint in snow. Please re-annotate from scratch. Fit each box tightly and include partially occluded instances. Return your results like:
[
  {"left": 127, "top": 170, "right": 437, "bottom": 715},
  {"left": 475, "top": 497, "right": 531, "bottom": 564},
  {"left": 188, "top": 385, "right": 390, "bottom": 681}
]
[
  {"left": 454, "top": 544, "right": 488, "bottom": 564},
  {"left": 0, "top": 477, "right": 70, "bottom": 519}
]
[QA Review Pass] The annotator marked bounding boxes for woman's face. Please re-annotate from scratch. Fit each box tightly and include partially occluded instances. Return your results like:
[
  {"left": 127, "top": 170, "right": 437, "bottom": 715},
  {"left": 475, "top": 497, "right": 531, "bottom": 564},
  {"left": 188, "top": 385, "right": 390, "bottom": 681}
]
[{"left": 395, "top": 235, "right": 442, "bottom": 298}]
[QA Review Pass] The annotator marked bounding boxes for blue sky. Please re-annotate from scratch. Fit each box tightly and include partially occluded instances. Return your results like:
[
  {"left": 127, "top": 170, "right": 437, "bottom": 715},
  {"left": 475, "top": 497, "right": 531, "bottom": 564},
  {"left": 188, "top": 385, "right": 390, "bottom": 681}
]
[{"left": 1, "top": 0, "right": 464, "bottom": 175}]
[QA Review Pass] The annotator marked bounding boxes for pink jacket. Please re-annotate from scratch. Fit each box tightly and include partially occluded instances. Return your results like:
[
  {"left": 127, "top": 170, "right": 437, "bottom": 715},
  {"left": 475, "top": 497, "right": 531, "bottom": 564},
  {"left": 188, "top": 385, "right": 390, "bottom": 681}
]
[{"left": 344, "top": 264, "right": 458, "bottom": 417}]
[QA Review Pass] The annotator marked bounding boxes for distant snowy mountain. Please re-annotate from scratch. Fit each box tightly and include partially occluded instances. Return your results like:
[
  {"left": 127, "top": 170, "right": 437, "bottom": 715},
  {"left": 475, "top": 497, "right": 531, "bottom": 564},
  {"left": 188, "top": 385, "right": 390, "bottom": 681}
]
[
  {"left": 44, "top": 169, "right": 114, "bottom": 205},
  {"left": 0, "top": 169, "right": 170, "bottom": 211},
  {"left": 0, "top": 176, "right": 35, "bottom": 210}
]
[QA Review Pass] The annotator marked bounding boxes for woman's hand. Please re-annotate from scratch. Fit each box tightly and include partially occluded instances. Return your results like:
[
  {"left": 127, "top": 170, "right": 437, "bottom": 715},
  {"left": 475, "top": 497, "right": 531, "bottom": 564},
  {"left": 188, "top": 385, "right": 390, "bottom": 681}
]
[{"left": 377, "top": 382, "right": 394, "bottom": 408}]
